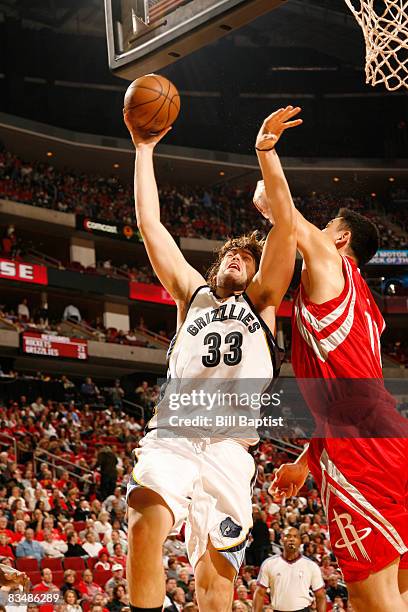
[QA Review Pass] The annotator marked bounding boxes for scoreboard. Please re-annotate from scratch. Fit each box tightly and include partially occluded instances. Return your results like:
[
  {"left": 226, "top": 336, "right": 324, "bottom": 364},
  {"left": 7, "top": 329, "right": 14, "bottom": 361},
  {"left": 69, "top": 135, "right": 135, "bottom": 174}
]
[{"left": 22, "top": 332, "right": 88, "bottom": 360}]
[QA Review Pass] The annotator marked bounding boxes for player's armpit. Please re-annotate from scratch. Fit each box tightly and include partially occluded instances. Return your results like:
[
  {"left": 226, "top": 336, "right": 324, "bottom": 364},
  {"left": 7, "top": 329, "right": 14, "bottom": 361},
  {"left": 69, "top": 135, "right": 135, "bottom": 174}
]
[{"left": 296, "top": 212, "right": 345, "bottom": 304}]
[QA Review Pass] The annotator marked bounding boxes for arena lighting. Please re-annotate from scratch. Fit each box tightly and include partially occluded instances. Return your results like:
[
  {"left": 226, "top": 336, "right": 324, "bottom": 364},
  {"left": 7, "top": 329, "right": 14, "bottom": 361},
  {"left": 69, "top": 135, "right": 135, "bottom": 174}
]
[
  {"left": 219, "top": 171, "right": 225, "bottom": 176},
  {"left": 388, "top": 176, "right": 395, "bottom": 182},
  {"left": 46, "top": 151, "right": 53, "bottom": 157},
  {"left": 371, "top": 192, "right": 377, "bottom": 197},
  {"left": 333, "top": 177, "right": 340, "bottom": 182},
  {"left": 113, "top": 163, "right": 120, "bottom": 168}
]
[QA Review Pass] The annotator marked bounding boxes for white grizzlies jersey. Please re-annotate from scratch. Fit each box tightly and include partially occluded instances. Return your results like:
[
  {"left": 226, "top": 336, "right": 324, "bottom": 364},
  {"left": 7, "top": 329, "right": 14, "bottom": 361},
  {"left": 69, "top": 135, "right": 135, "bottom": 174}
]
[
  {"left": 148, "top": 285, "right": 283, "bottom": 444},
  {"left": 168, "top": 285, "right": 281, "bottom": 380}
]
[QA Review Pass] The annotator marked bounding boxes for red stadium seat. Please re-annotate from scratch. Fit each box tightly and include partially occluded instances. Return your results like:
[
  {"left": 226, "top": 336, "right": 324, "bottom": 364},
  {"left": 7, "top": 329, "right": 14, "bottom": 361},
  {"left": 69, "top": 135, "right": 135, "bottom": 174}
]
[
  {"left": 16, "top": 558, "right": 39, "bottom": 572},
  {"left": 28, "top": 571, "right": 41, "bottom": 586},
  {"left": 73, "top": 521, "right": 86, "bottom": 532},
  {"left": 63, "top": 557, "right": 86, "bottom": 571},
  {"left": 41, "top": 558, "right": 63, "bottom": 572},
  {"left": 52, "top": 570, "right": 65, "bottom": 587},
  {"left": 93, "top": 569, "right": 112, "bottom": 586},
  {"left": 86, "top": 557, "right": 98, "bottom": 570}
]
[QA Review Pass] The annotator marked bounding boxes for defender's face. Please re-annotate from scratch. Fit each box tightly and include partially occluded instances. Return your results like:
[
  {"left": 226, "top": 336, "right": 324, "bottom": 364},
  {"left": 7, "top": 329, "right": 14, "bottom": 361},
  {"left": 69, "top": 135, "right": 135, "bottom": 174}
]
[
  {"left": 323, "top": 217, "right": 346, "bottom": 247},
  {"left": 217, "top": 248, "right": 256, "bottom": 291}
]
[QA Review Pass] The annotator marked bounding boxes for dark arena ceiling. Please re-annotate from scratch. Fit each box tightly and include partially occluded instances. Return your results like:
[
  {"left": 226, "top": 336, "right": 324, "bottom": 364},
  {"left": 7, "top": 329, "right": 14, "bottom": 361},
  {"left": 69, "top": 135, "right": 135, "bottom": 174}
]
[{"left": 0, "top": 0, "right": 406, "bottom": 160}]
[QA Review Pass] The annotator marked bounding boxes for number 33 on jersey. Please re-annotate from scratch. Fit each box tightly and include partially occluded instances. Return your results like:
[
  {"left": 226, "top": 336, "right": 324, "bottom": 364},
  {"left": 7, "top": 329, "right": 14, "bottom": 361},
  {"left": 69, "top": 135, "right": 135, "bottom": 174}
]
[{"left": 167, "top": 286, "right": 282, "bottom": 381}]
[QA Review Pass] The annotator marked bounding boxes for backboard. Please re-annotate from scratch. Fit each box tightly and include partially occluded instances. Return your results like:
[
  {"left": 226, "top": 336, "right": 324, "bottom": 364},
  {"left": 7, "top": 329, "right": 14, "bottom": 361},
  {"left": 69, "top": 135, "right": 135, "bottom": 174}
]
[{"left": 105, "top": 0, "right": 285, "bottom": 80}]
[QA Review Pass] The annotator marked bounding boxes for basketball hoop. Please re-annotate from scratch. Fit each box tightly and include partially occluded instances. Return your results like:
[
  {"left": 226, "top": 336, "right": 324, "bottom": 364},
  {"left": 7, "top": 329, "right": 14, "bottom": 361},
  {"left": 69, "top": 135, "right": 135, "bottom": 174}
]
[{"left": 344, "top": 0, "right": 408, "bottom": 91}]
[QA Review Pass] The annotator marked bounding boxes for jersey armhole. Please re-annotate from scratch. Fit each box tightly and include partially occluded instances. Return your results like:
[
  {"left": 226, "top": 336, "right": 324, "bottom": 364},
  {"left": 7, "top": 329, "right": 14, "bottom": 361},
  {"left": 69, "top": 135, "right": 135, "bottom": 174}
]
[
  {"left": 242, "top": 291, "right": 284, "bottom": 375},
  {"left": 299, "top": 256, "right": 350, "bottom": 311}
]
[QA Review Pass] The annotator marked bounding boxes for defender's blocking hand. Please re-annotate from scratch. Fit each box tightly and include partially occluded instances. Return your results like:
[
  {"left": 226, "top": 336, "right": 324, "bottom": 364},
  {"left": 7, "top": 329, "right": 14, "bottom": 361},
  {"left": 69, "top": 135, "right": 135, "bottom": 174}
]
[{"left": 256, "top": 106, "right": 303, "bottom": 151}]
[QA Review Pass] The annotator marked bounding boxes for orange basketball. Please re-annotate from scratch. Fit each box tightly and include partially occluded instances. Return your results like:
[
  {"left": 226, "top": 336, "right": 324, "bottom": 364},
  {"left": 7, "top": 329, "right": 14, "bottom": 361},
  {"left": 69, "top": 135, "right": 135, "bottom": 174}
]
[{"left": 123, "top": 74, "right": 180, "bottom": 136}]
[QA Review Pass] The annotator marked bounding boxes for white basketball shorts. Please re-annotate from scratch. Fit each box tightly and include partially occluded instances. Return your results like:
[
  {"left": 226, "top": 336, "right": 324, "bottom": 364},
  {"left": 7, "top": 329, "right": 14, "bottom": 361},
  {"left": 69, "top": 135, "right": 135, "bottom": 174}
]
[{"left": 126, "top": 433, "right": 256, "bottom": 571}]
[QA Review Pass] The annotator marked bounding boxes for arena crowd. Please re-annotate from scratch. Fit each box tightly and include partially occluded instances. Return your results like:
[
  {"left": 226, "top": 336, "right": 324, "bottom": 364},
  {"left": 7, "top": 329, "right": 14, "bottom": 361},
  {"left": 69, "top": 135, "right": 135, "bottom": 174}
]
[
  {"left": 0, "top": 373, "right": 355, "bottom": 610},
  {"left": 0, "top": 149, "right": 406, "bottom": 248}
]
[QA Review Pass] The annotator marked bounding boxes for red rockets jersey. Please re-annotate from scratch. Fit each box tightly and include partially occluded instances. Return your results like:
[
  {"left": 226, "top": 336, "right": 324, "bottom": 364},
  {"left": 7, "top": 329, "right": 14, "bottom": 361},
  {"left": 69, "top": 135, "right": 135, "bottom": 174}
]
[
  {"left": 291, "top": 256, "right": 384, "bottom": 380},
  {"left": 291, "top": 256, "right": 408, "bottom": 583}
]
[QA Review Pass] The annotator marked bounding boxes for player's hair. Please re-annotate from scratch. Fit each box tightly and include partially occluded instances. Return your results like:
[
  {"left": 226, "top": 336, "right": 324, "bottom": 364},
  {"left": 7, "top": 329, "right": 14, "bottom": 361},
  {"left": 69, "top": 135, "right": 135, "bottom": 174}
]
[
  {"left": 337, "top": 208, "right": 379, "bottom": 266},
  {"left": 206, "top": 231, "right": 265, "bottom": 291}
]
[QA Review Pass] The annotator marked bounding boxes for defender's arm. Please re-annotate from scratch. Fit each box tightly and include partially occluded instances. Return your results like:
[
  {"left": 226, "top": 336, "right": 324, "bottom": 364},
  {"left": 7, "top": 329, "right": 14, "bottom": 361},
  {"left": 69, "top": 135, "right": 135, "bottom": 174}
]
[
  {"left": 254, "top": 186, "right": 344, "bottom": 304},
  {"left": 247, "top": 108, "right": 301, "bottom": 309}
]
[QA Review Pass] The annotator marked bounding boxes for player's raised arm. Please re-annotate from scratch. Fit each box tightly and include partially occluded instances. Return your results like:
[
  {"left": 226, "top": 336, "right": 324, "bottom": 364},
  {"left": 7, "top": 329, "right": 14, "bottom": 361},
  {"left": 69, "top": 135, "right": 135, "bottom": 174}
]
[
  {"left": 246, "top": 108, "right": 301, "bottom": 309},
  {"left": 124, "top": 116, "right": 205, "bottom": 309},
  {"left": 253, "top": 109, "right": 344, "bottom": 304}
]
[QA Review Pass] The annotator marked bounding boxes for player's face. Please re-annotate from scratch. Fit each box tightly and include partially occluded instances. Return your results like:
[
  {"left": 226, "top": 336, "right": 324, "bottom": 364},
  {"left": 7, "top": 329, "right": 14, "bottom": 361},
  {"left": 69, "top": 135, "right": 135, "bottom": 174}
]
[
  {"left": 217, "top": 248, "right": 256, "bottom": 291},
  {"left": 323, "top": 217, "right": 350, "bottom": 250}
]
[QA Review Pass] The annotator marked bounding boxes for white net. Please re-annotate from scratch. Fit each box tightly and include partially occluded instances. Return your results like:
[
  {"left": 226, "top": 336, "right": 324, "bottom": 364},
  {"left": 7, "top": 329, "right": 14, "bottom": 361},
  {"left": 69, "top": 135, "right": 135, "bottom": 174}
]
[{"left": 344, "top": 0, "right": 408, "bottom": 90}]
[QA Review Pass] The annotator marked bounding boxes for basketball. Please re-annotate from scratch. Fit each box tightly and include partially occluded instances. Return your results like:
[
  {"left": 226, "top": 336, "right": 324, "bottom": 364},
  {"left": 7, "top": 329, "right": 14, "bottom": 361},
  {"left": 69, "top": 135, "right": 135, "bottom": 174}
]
[{"left": 123, "top": 74, "right": 180, "bottom": 136}]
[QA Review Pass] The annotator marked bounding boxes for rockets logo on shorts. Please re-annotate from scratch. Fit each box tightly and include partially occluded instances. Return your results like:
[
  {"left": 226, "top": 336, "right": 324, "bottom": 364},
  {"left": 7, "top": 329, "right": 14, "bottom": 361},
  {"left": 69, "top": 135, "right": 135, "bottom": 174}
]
[{"left": 331, "top": 510, "right": 372, "bottom": 561}]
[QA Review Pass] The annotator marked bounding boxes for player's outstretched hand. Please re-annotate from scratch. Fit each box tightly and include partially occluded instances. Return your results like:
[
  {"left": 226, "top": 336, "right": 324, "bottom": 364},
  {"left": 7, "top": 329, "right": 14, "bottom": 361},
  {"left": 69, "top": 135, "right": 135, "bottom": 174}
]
[
  {"left": 0, "top": 564, "right": 29, "bottom": 590},
  {"left": 123, "top": 111, "right": 172, "bottom": 149},
  {"left": 268, "top": 462, "right": 309, "bottom": 500},
  {"left": 256, "top": 106, "right": 302, "bottom": 151}
]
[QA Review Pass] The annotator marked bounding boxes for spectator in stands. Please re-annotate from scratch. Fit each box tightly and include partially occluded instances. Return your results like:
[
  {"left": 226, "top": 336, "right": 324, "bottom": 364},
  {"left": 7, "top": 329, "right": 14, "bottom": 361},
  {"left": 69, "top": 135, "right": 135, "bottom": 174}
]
[
  {"left": 60, "top": 570, "right": 81, "bottom": 599},
  {"left": 110, "top": 380, "right": 125, "bottom": 409},
  {"left": 17, "top": 298, "right": 30, "bottom": 322},
  {"left": 246, "top": 505, "right": 270, "bottom": 566},
  {"left": 232, "top": 603, "right": 250, "bottom": 611},
  {"left": 176, "top": 568, "right": 190, "bottom": 594},
  {"left": 31, "top": 396, "right": 46, "bottom": 415},
  {"left": 0, "top": 533, "right": 14, "bottom": 559},
  {"left": 111, "top": 542, "right": 126, "bottom": 569},
  {"left": 80, "top": 377, "right": 100, "bottom": 401},
  {"left": 91, "top": 592, "right": 110, "bottom": 611},
  {"left": 163, "top": 535, "right": 187, "bottom": 558},
  {"left": 104, "top": 564, "right": 127, "bottom": 595},
  {"left": 77, "top": 568, "right": 104, "bottom": 601},
  {"left": 0, "top": 517, "right": 14, "bottom": 541},
  {"left": 63, "top": 305, "right": 82, "bottom": 323},
  {"left": 163, "top": 577, "right": 178, "bottom": 608},
  {"left": 61, "top": 589, "right": 82, "bottom": 612},
  {"left": 106, "top": 530, "right": 127, "bottom": 556},
  {"left": 332, "top": 596, "right": 345, "bottom": 610},
  {"left": 39, "top": 528, "right": 67, "bottom": 557},
  {"left": 94, "top": 511, "right": 113, "bottom": 538},
  {"left": 40, "top": 529, "right": 68, "bottom": 559},
  {"left": 32, "top": 568, "right": 59, "bottom": 599},
  {"left": 94, "top": 548, "right": 111, "bottom": 571},
  {"left": 11, "top": 519, "right": 26, "bottom": 544},
  {"left": 65, "top": 532, "right": 87, "bottom": 557},
  {"left": 107, "top": 584, "right": 129, "bottom": 611},
  {"left": 82, "top": 530, "right": 103, "bottom": 558},
  {"left": 96, "top": 446, "right": 117, "bottom": 500},
  {"left": 73, "top": 498, "right": 92, "bottom": 522},
  {"left": 320, "top": 555, "right": 334, "bottom": 582},
  {"left": 16, "top": 527, "right": 44, "bottom": 562},
  {"left": 326, "top": 574, "right": 348, "bottom": 603},
  {"left": 102, "top": 488, "right": 126, "bottom": 515},
  {"left": 8, "top": 486, "right": 27, "bottom": 511},
  {"left": 164, "top": 586, "right": 185, "bottom": 612}
]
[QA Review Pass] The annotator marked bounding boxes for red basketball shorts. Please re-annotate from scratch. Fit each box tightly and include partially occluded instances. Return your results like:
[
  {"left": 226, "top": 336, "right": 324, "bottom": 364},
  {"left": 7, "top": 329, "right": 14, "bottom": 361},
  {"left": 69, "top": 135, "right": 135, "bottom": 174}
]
[{"left": 308, "top": 438, "right": 408, "bottom": 582}]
